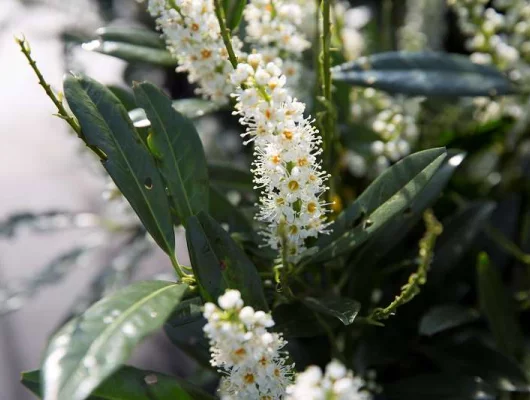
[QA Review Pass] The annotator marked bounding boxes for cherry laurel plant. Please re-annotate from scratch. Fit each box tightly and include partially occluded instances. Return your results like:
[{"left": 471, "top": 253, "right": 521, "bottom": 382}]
[{"left": 11, "top": 0, "right": 530, "bottom": 399}]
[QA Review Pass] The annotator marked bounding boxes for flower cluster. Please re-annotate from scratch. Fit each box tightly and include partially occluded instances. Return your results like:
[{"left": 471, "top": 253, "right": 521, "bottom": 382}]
[
  {"left": 146, "top": 0, "right": 243, "bottom": 104},
  {"left": 203, "top": 290, "right": 293, "bottom": 399},
  {"left": 244, "top": 0, "right": 311, "bottom": 86},
  {"left": 285, "top": 360, "right": 372, "bottom": 400},
  {"left": 449, "top": 0, "right": 530, "bottom": 121},
  {"left": 346, "top": 88, "right": 421, "bottom": 178},
  {"left": 231, "top": 54, "right": 330, "bottom": 261},
  {"left": 398, "top": 0, "right": 447, "bottom": 52}
]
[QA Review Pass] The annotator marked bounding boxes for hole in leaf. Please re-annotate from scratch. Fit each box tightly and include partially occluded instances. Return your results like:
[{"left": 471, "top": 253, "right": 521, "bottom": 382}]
[
  {"left": 363, "top": 219, "right": 374, "bottom": 229},
  {"left": 351, "top": 211, "right": 366, "bottom": 229},
  {"left": 144, "top": 177, "right": 153, "bottom": 190}
]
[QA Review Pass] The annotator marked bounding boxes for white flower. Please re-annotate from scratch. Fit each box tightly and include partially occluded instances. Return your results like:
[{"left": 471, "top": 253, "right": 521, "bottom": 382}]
[
  {"left": 145, "top": 0, "right": 245, "bottom": 104},
  {"left": 286, "top": 360, "right": 372, "bottom": 400},
  {"left": 203, "top": 290, "right": 294, "bottom": 399}
]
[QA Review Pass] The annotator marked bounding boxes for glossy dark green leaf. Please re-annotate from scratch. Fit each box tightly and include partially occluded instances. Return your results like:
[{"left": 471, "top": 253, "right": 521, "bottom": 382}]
[
  {"left": 164, "top": 297, "right": 211, "bottom": 368},
  {"left": 41, "top": 281, "right": 187, "bottom": 400},
  {"left": 272, "top": 302, "right": 338, "bottom": 338},
  {"left": 430, "top": 202, "right": 496, "bottom": 283},
  {"left": 419, "top": 305, "right": 479, "bottom": 336},
  {"left": 83, "top": 40, "right": 175, "bottom": 66},
  {"left": 303, "top": 296, "right": 361, "bottom": 325},
  {"left": 302, "top": 148, "right": 446, "bottom": 266},
  {"left": 424, "top": 340, "right": 529, "bottom": 392},
  {"left": 23, "top": 367, "right": 212, "bottom": 400},
  {"left": 186, "top": 211, "right": 268, "bottom": 310},
  {"left": 207, "top": 163, "right": 254, "bottom": 192},
  {"left": 209, "top": 185, "right": 255, "bottom": 235},
  {"left": 384, "top": 374, "right": 497, "bottom": 400},
  {"left": 129, "top": 99, "right": 220, "bottom": 128},
  {"left": 96, "top": 26, "right": 165, "bottom": 49},
  {"left": 134, "top": 82, "right": 209, "bottom": 223},
  {"left": 107, "top": 86, "right": 137, "bottom": 111},
  {"left": 477, "top": 253, "right": 524, "bottom": 359},
  {"left": 350, "top": 150, "right": 466, "bottom": 270},
  {"left": 64, "top": 75, "right": 175, "bottom": 255},
  {"left": 22, "top": 366, "right": 214, "bottom": 400},
  {"left": 332, "top": 51, "right": 516, "bottom": 96}
]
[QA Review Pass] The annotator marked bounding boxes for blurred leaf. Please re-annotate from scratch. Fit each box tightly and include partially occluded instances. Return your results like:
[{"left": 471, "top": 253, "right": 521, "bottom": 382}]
[
  {"left": 384, "top": 374, "right": 497, "bottom": 400},
  {"left": 223, "top": 0, "right": 247, "bottom": 30},
  {"left": 164, "top": 316, "right": 211, "bottom": 368},
  {"left": 186, "top": 212, "right": 268, "bottom": 310},
  {"left": 129, "top": 99, "right": 220, "bottom": 128},
  {"left": 419, "top": 305, "right": 479, "bottom": 336},
  {"left": 134, "top": 82, "right": 209, "bottom": 224},
  {"left": 303, "top": 296, "right": 361, "bottom": 325},
  {"left": 207, "top": 163, "right": 253, "bottom": 192},
  {"left": 209, "top": 185, "right": 255, "bottom": 236},
  {"left": 424, "top": 339, "right": 529, "bottom": 392},
  {"left": 22, "top": 366, "right": 214, "bottom": 400},
  {"left": 64, "top": 75, "right": 176, "bottom": 256},
  {"left": 272, "top": 302, "right": 338, "bottom": 338},
  {"left": 41, "top": 281, "right": 188, "bottom": 400},
  {"left": 96, "top": 26, "right": 165, "bottom": 49},
  {"left": 332, "top": 52, "right": 516, "bottom": 96},
  {"left": 477, "top": 252, "right": 524, "bottom": 359},
  {"left": 83, "top": 40, "right": 175, "bottom": 66},
  {"left": 302, "top": 148, "right": 446, "bottom": 265},
  {"left": 430, "top": 202, "right": 496, "bottom": 284}
]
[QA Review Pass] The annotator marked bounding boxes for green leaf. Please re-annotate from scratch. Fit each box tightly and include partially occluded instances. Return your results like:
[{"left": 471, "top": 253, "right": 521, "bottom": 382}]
[
  {"left": 384, "top": 374, "right": 497, "bottom": 400},
  {"left": 303, "top": 296, "right": 361, "bottom": 325},
  {"left": 419, "top": 305, "right": 479, "bottom": 336},
  {"left": 208, "top": 163, "right": 254, "bottom": 192},
  {"left": 224, "top": 0, "right": 247, "bottom": 30},
  {"left": 302, "top": 148, "right": 446, "bottom": 265},
  {"left": 107, "top": 85, "right": 137, "bottom": 111},
  {"left": 332, "top": 52, "right": 516, "bottom": 96},
  {"left": 424, "top": 339, "right": 529, "bottom": 392},
  {"left": 96, "top": 26, "right": 165, "bottom": 49},
  {"left": 83, "top": 40, "right": 175, "bottom": 66},
  {"left": 164, "top": 298, "right": 211, "bottom": 368},
  {"left": 430, "top": 201, "right": 496, "bottom": 284},
  {"left": 64, "top": 75, "right": 175, "bottom": 256},
  {"left": 209, "top": 185, "right": 255, "bottom": 235},
  {"left": 22, "top": 366, "right": 214, "bottom": 400},
  {"left": 41, "top": 281, "right": 188, "bottom": 400},
  {"left": 129, "top": 99, "right": 220, "bottom": 128},
  {"left": 477, "top": 252, "right": 524, "bottom": 359},
  {"left": 134, "top": 82, "right": 209, "bottom": 223},
  {"left": 186, "top": 211, "right": 268, "bottom": 310}
]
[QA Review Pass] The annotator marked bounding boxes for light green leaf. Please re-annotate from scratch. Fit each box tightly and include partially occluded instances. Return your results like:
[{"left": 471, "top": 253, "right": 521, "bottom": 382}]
[
  {"left": 96, "top": 26, "right": 165, "bottom": 49},
  {"left": 22, "top": 365, "right": 213, "bottom": 400},
  {"left": 83, "top": 40, "right": 175, "bottom": 66},
  {"left": 64, "top": 75, "right": 175, "bottom": 255},
  {"left": 301, "top": 148, "right": 447, "bottom": 266},
  {"left": 477, "top": 253, "right": 524, "bottom": 359},
  {"left": 134, "top": 82, "right": 209, "bottom": 223},
  {"left": 332, "top": 51, "right": 516, "bottom": 96},
  {"left": 186, "top": 212, "right": 268, "bottom": 310},
  {"left": 41, "top": 281, "right": 188, "bottom": 400}
]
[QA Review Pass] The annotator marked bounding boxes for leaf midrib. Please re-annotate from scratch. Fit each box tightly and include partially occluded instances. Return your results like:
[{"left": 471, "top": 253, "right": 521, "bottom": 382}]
[
  {"left": 139, "top": 88, "right": 194, "bottom": 217},
  {"left": 81, "top": 80, "right": 173, "bottom": 254},
  {"left": 59, "top": 283, "right": 178, "bottom": 396}
]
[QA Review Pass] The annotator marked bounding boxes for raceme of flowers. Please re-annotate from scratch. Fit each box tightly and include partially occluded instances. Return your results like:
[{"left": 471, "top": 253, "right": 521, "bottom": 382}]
[
  {"left": 244, "top": 0, "right": 310, "bottom": 85},
  {"left": 285, "top": 360, "right": 373, "bottom": 400},
  {"left": 146, "top": 0, "right": 243, "bottom": 104},
  {"left": 231, "top": 54, "right": 331, "bottom": 261},
  {"left": 346, "top": 88, "right": 421, "bottom": 178},
  {"left": 203, "top": 290, "right": 293, "bottom": 399},
  {"left": 449, "top": 0, "right": 530, "bottom": 121}
]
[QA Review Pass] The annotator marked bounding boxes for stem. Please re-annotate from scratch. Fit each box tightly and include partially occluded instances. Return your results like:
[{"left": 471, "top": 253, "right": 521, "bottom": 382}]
[
  {"left": 15, "top": 36, "right": 107, "bottom": 160},
  {"left": 213, "top": 0, "right": 239, "bottom": 69},
  {"left": 369, "top": 209, "right": 443, "bottom": 321}
]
